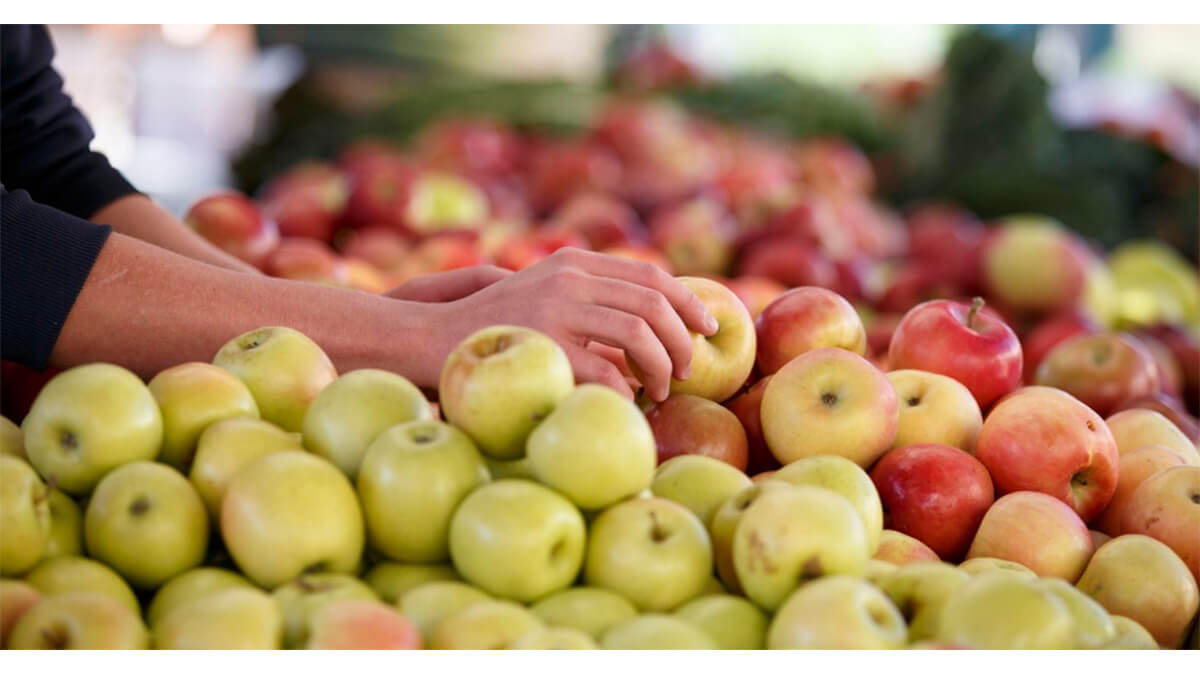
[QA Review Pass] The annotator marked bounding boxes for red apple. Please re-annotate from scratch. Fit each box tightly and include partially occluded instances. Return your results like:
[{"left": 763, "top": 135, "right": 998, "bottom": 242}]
[
  {"left": 722, "top": 277, "right": 788, "bottom": 319},
  {"left": 737, "top": 239, "right": 837, "bottom": 290},
  {"left": 966, "top": 491, "right": 1095, "bottom": 581},
  {"left": 527, "top": 142, "right": 623, "bottom": 214},
  {"left": 1141, "top": 324, "right": 1200, "bottom": 392},
  {"left": 649, "top": 197, "right": 737, "bottom": 277},
  {"left": 792, "top": 137, "right": 875, "bottom": 196},
  {"left": 875, "top": 263, "right": 962, "bottom": 315},
  {"left": 184, "top": 192, "right": 279, "bottom": 269},
  {"left": 754, "top": 287, "right": 867, "bottom": 375},
  {"left": 832, "top": 197, "right": 908, "bottom": 260},
  {"left": 338, "top": 227, "right": 412, "bottom": 277},
  {"left": 1134, "top": 332, "right": 1185, "bottom": 400},
  {"left": 724, "top": 376, "right": 780, "bottom": 476},
  {"left": 394, "top": 233, "right": 487, "bottom": 283},
  {"left": 1021, "top": 310, "right": 1100, "bottom": 384},
  {"left": 739, "top": 198, "right": 856, "bottom": 263},
  {"left": 259, "top": 162, "right": 349, "bottom": 242},
  {"left": 264, "top": 238, "right": 339, "bottom": 283},
  {"left": 545, "top": 193, "right": 641, "bottom": 251},
  {"left": 416, "top": 117, "right": 522, "bottom": 178},
  {"left": 494, "top": 232, "right": 589, "bottom": 272},
  {"left": 341, "top": 158, "right": 418, "bottom": 231},
  {"left": 710, "top": 151, "right": 798, "bottom": 230},
  {"left": 1034, "top": 333, "right": 1161, "bottom": 418},
  {"left": 646, "top": 394, "right": 749, "bottom": 471},
  {"left": 864, "top": 312, "right": 904, "bottom": 358},
  {"left": 905, "top": 203, "right": 985, "bottom": 290}
]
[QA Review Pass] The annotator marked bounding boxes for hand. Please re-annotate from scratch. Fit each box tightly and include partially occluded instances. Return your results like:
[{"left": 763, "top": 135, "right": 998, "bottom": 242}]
[{"left": 385, "top": 266, "right": 513, "bottom": 303}]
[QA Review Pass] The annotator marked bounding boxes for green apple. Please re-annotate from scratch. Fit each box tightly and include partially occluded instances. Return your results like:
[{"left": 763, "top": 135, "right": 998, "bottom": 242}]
[
  {"left": 699, "top": 576, "right": 728, "bottom": 596},
  {"left": 363, "top": 562, "right": 459, "bottom": 604},
  {"left": 0, "top": 455, "right": 51, "bottom": 575},
  {"left": 154, "top": 586, "right": 283, "bottom": 649},
  {"left": 957, "top": 556, "right": 1037, "bottom": 581},
  {"left": 43, "top": 489, "right": 82, "bottom": 558},
  {"left": 529, "top": 586, "right": 639, "bottom": 639},
  {"left": 84, "top": 460, "right": 209, "bottom": 589},
  {"left": 599, "top": 614, "right": 717, "bottom": 650},
  {"left": 429, "top": 599, "right": 544, "bottom": 650},
  {"left": 438, "top": 325, "right": 575, "bottom": 460},
  {"left": 651, "top": 454, "right": 752, "bottom": 527},
  {"left": 1103, "top": 615, "right": 1159, "bottom": 649},
  {"left": 527, "top": 384, "right": 657, "bottom": 511},
  {"left": 708, "top": 481, "right": 794, "bottom": 594},
  {"left": 189, "top": 416, "right": 302, "bottom": 517},
  {"left": 304, "top": 599, "right": 422, "bottom": 650},
  {"left": 449, "top": 478, "right": 585, "bottom": 603},
  {"left": 0, "top": 415, "right": 25, "bottom": 460},
  {"left": 865, "top": 559, "right": 899, "bottom": 587},
  {"left": 768, "top": 576, "right": 907, "bottom": 649},
  {"left": 510, "top": 626, "right": 597, "bottom": 649},
  {"left": 1037, "top": 577, "right": 1116, "bottom": 649},
  {"left": 398, "top": 580, "right": 491, "bottom": 643},
  {"left": 584, "top": 496, "right": 712, "bottom": 611},
  {"left": 213, "top": 326, "right": 338, "bottom": 433},
  {"left": 272, "top": 573, "right": 377, "bottom": 648},
  {"left": 936, "top": 574, "right": 1074, "bottom": 649},
  {"left": 876, "top": 561, "right": 969, "bottom": 642},
  {"left": 674, "top": 594, "right": 768, "bottom": 649},
  {"left": 733, "top": 484, "right": 870, "bottom": 611},
  {"left": 221, "top": 451, "right": 364, "bottom": 589},
  {"left": 1, "top": 579, "right": 40, "bottom": 648},
  {"left": 22, "top": 363, "right": 163, "bottom": 495},
  {"left": 302, "top": 368, "right": 433, "bottom": 478},
  {"left": 22, "top": 555, "right": 140, "bottom": 616},
  {"left": 8, "top": 592, "right": 148, "bottom": 649},
  {"left": 358, "top": 420, "right": 488, "bottom": 563},
  {"left": 147, "top": 566, "right": 254, "bottom": 628},
  {"left": 873, "top": 528, "right": 940, "bottom": 566},
  {"left": 767, "top": 454, "right": 884, "bottom": 555},
  {"left": 148, "top": 361, "right": 260, "bottom": 470},
  {"left": 484, "top": 455, "right": 538, "bottom": 480}
]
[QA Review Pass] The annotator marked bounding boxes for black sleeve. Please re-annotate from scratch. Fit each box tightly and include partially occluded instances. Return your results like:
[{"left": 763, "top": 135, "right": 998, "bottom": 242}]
[
  {"left": 1, "top": 186, "right": 112, "bottom": 370},
  {"left": 0, "top": 24, "right": 139, "bottom": 219}
]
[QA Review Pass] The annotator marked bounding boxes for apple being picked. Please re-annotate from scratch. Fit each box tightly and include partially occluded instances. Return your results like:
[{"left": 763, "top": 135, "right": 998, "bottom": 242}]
[
  {"left": 184, "top": 192, "right": 279, "bottom": 269},
  {"left": 645, "top": 394, "right": 748, "bottom": 471},
  {"left": 259, "top": 162, "right": 349, "bottom": 242},
  {"left": 754, "top": 286, "right": 867, "bottom": 375},
  {"left": 649, "top": 197, "right": 737, "bottom": 277},
  {"left": 1035, "top": 333, "right": 1162, "bottom": 418},
  {"left": 980, "top": 215, "right": 1098, "bottom": 314},
  {"left": 966, "top": 491, "right": 1094, "bottom": 581}
]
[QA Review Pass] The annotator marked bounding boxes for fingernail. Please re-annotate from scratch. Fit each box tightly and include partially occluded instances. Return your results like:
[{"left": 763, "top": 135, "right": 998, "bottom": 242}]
[
  {"left": 704, "top": 314, "right": 719, "bottom": 334},
  {"left": 679, "top": 365, "right": 692, "bottom": 381}
]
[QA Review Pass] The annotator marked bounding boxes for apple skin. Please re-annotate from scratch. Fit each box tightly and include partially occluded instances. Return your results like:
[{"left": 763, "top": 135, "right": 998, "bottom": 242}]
[
  {"left": 148, "top": 362, "right": 260, "bottom": 471},
  {"left": 905, "top": 203, "right": 985, "bottom": 290},
  {"left": 213, "top": 326, "right": 338, "bottom": 434},
  {"left": 754, "top": 286, "right": 867, "bottom": 375},
  {"left": 737, "top": 239, "right": 838, "bottom": 290},
  {"left": 438, "top": 325, "right": 575, "bottom": 460},
  {"left": 876, "top": 561, "right": 970, "bottom": 642},
  {"left": 1119, "top": 465, "right": 1200, "bottom": 584},
  {"left": 935, "top": 573, "right": 1075, "bottom": 649},
  {"left": 598, "top": 614, "right": 717, "bottom": 650},
  {"left": 529, "top": 587, "right": 638, "bottom": 640},
  {"left": 602, "top": 245, "right": 675, "bottom": 275},
  {"left": 362, "top": 562, "right": 458, "bottom": 604},
  {"left": 1021, "top": 310, "right": 1100, "bottom": 384},
  {"left": 0, "top": 455, "right": 51, "bottom": 576},
  {"left": 886, "top": 370, "right": 983, "bottom": 453},
  {"left": 888, "top": 298, "right": 1023, "bottom": 410},
  {"left": 708, "top": 481, "right": 794, "bottom": 594},
  {"left": 724, "top": 376, "right": 780, "bottom": 476},
  {"left": 23, "top": 555, "right": 141, "bottom": 617},
  {"left": 41, "top": 489, "right": 80, "bottom": 558},
  {"left": 1037, "top": 578, "right": 1116, "bottom": 649},
  {"left": 646, "top": 394, "right": 748, "bottom": 471},
  {"left": 510, "top": 626, "right": 597, "bottom": 650},
  {"left": 1104, "top": 615, "right": 1159, "bottom": 649},
  {"left": 980, "top": 215, "right": 1095, "bottom": 314},
  {"left": 957, "top": 556, "right": 1037, "bottom": 581},
  {"left": 1093, "top": 445, "right": 1188, "bottom": 537},
  {"left": 0, "top": 416, "right": 24, "bottom": 460},
  {"left": 306, "top": 600, "right": 422, "bottom": 650},
  {"left": 1110, "top": 393, "right": 1200, "bottom": 443},
  {"left": 272, "top": 573, "right": 378, "bottom": 648},
  {"left": 0, "top": 579, "right": 39, "bottom": 648},
  {"left": 673, "top": 594, "right": 769, "bottom": 650},
  {"left": 871, "top": 443, "right": 994, "bottom": 561},
  {"left": 22, "top": 363, "right": 163, "bottom": 496},
  {"left": 429, "top": 599, "right": 544, "bottom": 650},
  {"left": 966, "top": 491, "right": 1095, "bottom": 582},
  {"left": 397, "top": 580, "right": 491, "bottom": 643},
  {"left": 770, "top": 454, "right": 884, "bottom": 556},
  {"left": 7, "top": 592, "right": 149, "bottom": 650},
  {"left": 1105, "top": 408, "right": 1200, "bottom": 465},
  {"left": 221, "top": 451, "right": 364, "bottom": 589},
  {"left": 154, "top": 586, "right": 284, "bottom": 650},
  {"left": 147, "top": 566, "right": 254, "bottom": 628},
  {"left": 761, "top": 347, "right": 899, "bottom": 468},
  {"left": 649, "top": 197, "right": 736, "bottom": 277},
  {"left": 1035, "top": 333, "right": 1162, "bottom": 418},
  {"left": 872, "top": 529, "right": 940, "bottom": 566},
  {"left": 526, "top": 141, "right": 624, "bottom": 214},
  {"left": 184, "top": 192, "right": 279, "bottom": 269},
  {"left": 189, "top": 417, "right": 303, "bottom": 518},
  {"left": 723, "top": 276, "right": 788, "bottom": 319},
  {"left": 975, "top": 386, "right": 1119, "bottom": 522},
  {"left": 767, "top": 576, "right": 907, "bottom": 649},
  {"left": 650, "top": 454, "right": 752, "bottom": 528}
]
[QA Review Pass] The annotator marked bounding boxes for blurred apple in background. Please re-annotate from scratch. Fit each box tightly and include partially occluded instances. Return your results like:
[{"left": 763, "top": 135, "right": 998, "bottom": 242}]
[
  {"left": 1141, "top": 323, "right": 1200, "bottom": 414},
  {"left": 263, "top": 237, "right": 339, "bottom": 283},
  {"left": 1105, "top": 408, "right": 1199, "bottom": 464},
  {"left": 737, "top": 240, "right": 838, "bottom": 290},
  {"left": 1021, "top": 310, "right": 1100, "bottom": 383},
  {"left": 646, "top": 394, "right": 748, "bottom": 471},
  {"left": 1034, "top": 333, "right": 1161, "bottom": 418},
  {"left": 723, "top": 375, "right": 779, "bottom": 476},
  {"left": 546, "top": 193, "right": 641, "bottom": 251},
  {"left": 886, "top": 369, "right": 982, "bottom": 453},
  {"left": 754, "top": 286, "right": 866, "bottom": 375},
  {"left": 340, "top": 150, "right": 417, "bottom": 230},
  {"left": 874, "top": 262, "right": 961, "bottom": 315},
  {"left": 494, "top": 230, "right": 588, "bottom": 271},
  {"left": 396, "top": 233, "right": 488, "bottom": 282},
  {"left": 338, "top": 227, "right": 411, "bottom": 278},
  {"left": 981, "top": 215, "right": 1097, "bottom": 315},
  {"left": 1110, "top": 393, "right": 1200, "bottom": 440},
  {"left": 601, "top": 244, "right": 674, "bottom": 275},
  {"left": 1133, "top": 331, "right": 1185, "bottom": 399},
  {"left": 649, "top": 197, "right": 736, "bottom": 277},
  {"left": 904, "top": 202, "right": 985, "bottom": 291},
  {"left": 184, "top": 192, "right": 279, "bottom": 269},
  {"left": 259, "top": 162, "right": 348, "bottom": 243},
  {"left": 723, "top": 276, "right": 788, "bottom": 319},
  {"left": 1093, "top": 444, "right": 1188, "bottom": 536},
  {"left": 417, "top": 117, "right": 522, "bottom": 178},
  {"left": 527, "top": 141, "right": 624, "bottom": 214},
  {"left": 793, "top": 137, "right": 875, "bottom": 196},
  {"left": 966, "top": 491, "right": 1094, "bottom": 582},
  {"left": 400, "top": 171, "right": 490, "bottom": 236}
]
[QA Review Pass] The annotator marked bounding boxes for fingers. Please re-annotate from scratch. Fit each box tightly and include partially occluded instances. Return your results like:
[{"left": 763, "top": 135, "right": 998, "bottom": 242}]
[
  {"left": 386, "top": 265, "right": 512, "bottom": 303},
  {"left": 570, "top": 305, "right": 674, "bottom": 402},
  {"left": 583, "top": 277, "right": 695, "bottom": 382},
  {"left": 564, "top": 345, "right": 635, "bottom": 400}
]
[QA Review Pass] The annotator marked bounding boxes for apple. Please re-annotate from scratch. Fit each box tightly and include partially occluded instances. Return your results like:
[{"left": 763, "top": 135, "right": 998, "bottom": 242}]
[
  {"left": 259, "top": 162, "right": 348, "bottom": 242},
  {"left": 189, "top": 417, "right": 303, "bottom": 517},
  {"left": 1021, "top": 310, "right": 1100, "bottom": 384},
  {"left": 221, "top": 451, "right": 364, "bottom": 589},
  {"left": 737, "top": 239, "right": 838, "bottom": 290},
  {"left": 544, "top": 194, "right": 639, "bottom": 251},
  {"left": 1104, "top": 615, "right": 1159, "bottom": 650},
  {"left": 888, "top": 298, "right": 1022, "bottom": 410},
  {"left": 7, "top": 592, "right": 148, "bottom": 650},
  {"left": 877, "top": 561, "right": 970, "bottom": 641},
  {"left": 509, "top": 626, "right": 597, "bottom": 650},
  {"left": 980, "top": 215, "right": 1097, "bottom": 314},
  {"left": 769, "top": 454, "right": 884, "bottom": 555},
  {"left": 648, "top": 197, "right": 736, "bottom": 277},
  {"left": 417, "top": 117, "right": 521, "bottom": 178},
  {"left": 723, "top": 276, "right": 788, "bottom": 319},
  {"left": 957, "top": 556, "right": 1037, "bottom": 581},
  {"left": 723, "top": 376, "right": 779, "bottom": 476},
  {"left": 1105, "top": 408, "right": 1199, "bottom": 465},
  {"left": 340, "top": 151, "right": 417, "bottom": 230},
  {"left": 22, "top": 363, "right": 163, "bottom": 495},
  {"left": 0, "top": 455, "right": 50, "bottom": 576},
  {"left": 1093, "top": 445, "right": 1188, "bottom": 536},
  {"left": 650, "top": 454, "right": 752, "bottom": 527},
  {"left": 761, "top": 347, "right": 899, "bottom": 467},
  {"left": 334, "top": 258, "right": 390, "bottom": 294},
  {"left": 870, "top": 444, "right": 994, "bottom": 561},
  {"left": 147, "top": 362, "right": 259, "bottom": 471},
  {"left": 645, "top": 394, "right": 748, "bottom": 471},
  {"left": 767, "top": 576, "right": 907, "bottom": 649},
  {"left": 1035, "top": 333, "right": 1162, "bottom": 418},
  {"left": 213, "top": 326, "right": 338, "bottom": 434},
  {"left": 526, "top": 141, "right": 623, "bottom": 214},
  {"left": 428, "top": 599, "right": 544, "bottom": 650},
  {"left": 886, "top": 370, "right": 983, "bottom": 453},
  {"left": 42, "top": 489, "right": 82, "bottom": 558},
  {"left": 1111, "top": 393, "right": 1200, "bottom": 443},
  {"left": 754, "top": 286, "right": 867, "bottom": 376},
  {"left": 528, "top": 587, "right": 638, "bottom": 640},
  {"left": 935, "top": 573, "right": 1074, "bottom": 649},
  {"left": 864, "top": 559, "right": 898, "bottom": 586},
  {"left": 397, "top": 581, "right": 491, "bottom": 643},
  {"left": 708, "top": 482, "right": 794, "bottom": 593},
  {"left": 0, "top": 416, "right": 25, "bottom": 460},
  {"left": 1077, "top": 534, "right": 1200, "bottom": 648},
  {"left": 303, "top": 599, "right": 422, "bottom": 650},
  {"left": 438, "top": 325, "right": 574, "bottom": 460},
  {"left": 874, "top": 262, "right": 961, "bottom": 315},
  {"left": 264, "top": 237, "right": 339, "bottom": 283},
  {"left": 272, "top": 573, "right": 378, "bottom": 648},
  {"left": 23, "top": 555, "right": 140, "bottom": 616},
  {"left": 388, "top": 233, "right": 487, "bottom": 283},
  {"left": 398, "top": 171, "right": 489, "bottom": 235},
  {"left": 339, "top": 227, "right": 411, "bottom": 277},
  {"left": 873, "top": 529, "right": 940, "bottom": 566},
  {"left": 674, "top": 594, "right": 769, "bottom": 650},
  {"left": 449, "top": 479, "right": 585, "bottom": 603},
  {"left": 362, "top": 562, "right": 458, "bottom": 604},
  {"left": 598, "top": 614, "right": 716, "bottom": 650},
  {"left": 1119, "top": 465, "right": 1200, "bottom": 583},
  {"left": 793, "top": 136, "right": 875, "bottom": 195},
  {"left": 493, "top": 230, "right": 589, "bottom": 271},
  {"left": 905, "top": 203, "right": 985, "bottom": 290},
  {"left": 1091, "top": 529, "right": 1112, "bottom": 549},
  {"left": 1141, "top": 323, "right": 1200, "bottom": 411},
  {"left": 147, "top": 566, "right": 254, "bottom": 628},
  {"left": 184, "top": 192, "right": 279, "bottom": 269},
  {"left": 0, "top": 579, "right": 39, "bottom": 648},
  {"left": 966, "top": 491, "right": 1094, "bottom": 581},
  {"left": 154, "top": 586, "right": 283, "bottom": 650},
  {"left": 1133, "top": 332, "right": 1184, "bottom": 399},
  {"left": 1037, "top": 578, "right": 1116, "bottom": 649},
  {"left": 975, "top": 386, "right": 1119, "bottom": 522},
  {"left": 584, "top": 496, "right": 712, "bottom": 612}
]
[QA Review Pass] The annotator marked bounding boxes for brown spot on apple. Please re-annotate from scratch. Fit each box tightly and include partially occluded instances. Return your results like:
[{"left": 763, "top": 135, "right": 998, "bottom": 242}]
[
  {"left": 129, "top": 496, "right": 151, "bottom": 516},
  {"left": 1086, "top": 420, "right": 1096, "bottom": 432}
]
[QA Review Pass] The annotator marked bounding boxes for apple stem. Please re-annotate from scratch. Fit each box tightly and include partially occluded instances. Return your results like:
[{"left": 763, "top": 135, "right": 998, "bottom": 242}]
[{"left": 967, "top": 297, "right": 985, "bottom": 330}]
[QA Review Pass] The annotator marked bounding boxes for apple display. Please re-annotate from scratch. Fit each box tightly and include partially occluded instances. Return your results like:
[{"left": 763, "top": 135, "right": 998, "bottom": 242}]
[
  {"left": 886, "top": 370, "right": 982, "bottom": 453},
  {"left": 1093, "top": 445, "right": 1188, "bottom": 536},
  {"left": 362, "top": 562, "right": 459, "bottom": 604},
  {"left": 769, "top": 454, "right": 884, "bottom": 555},
  {"left": 189, "top": 417, "right": 303, "bottom": 517},
  {"left": 650, "top": 454, "right": 752, "bottom": 527},
  {"left": 645, "top": 394, "right": 748, "bottom": 470},
  {"left": 6, "top": 592, "right": 148, "bottom": 650},
  {"left": 147, "top": 566, "right": 254, "bottom": 628},
  {"left": 754, "top": 286, "right": 867, "bottom": 375},
  {"left": 966, "top": 491, "right": 1094, "bottom": 581},
  {"left": 674, "top": 594, "right": 769, "bottom": 650},
  {"left": 0, "top": 455, "right": 51, "bottom": 576},
  {"left": 428, "top": 599, "right": 544, "bottom": 650},
  {"left": 1035, "top": 333, "right": 1162, "bottom": 418},
  {"left": 935, "top": 573, "right": 1074, "bottom": 649},
  {"left": 598, "top": 614, "right": 716, "bottom": 650},
  {"left": 767, "top": 576, "right": 907, "bottom": 649},
  {"left": 1119, "top": 465, "right": 1200, "bottom": 583},
  {"left": 147, "top": 362, "right": 260, "bottom": 470}
]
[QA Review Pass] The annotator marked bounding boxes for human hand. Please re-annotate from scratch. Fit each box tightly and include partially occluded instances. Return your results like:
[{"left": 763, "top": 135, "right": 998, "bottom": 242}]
[{"left": 385, "top": 266, "right": 512, "bottom": 303}]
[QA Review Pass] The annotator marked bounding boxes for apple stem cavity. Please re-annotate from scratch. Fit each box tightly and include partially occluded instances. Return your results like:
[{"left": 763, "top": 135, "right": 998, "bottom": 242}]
[
  {"left": 59, "top": 430, "right": 78, "bottom": 452},
  {"left": 821, "top": 392, "right": 839, "bottom": 407},
  {"left": 966, "top": 297, "right": 985, "bottom": 330},
  {"left": 800, "top": 557, "right": 824, "bottom": 581},
  {"left": 649, "top": 510, "right": 670, "bottom": 543},
  {"left": 42, "top": 625, "right": 69, "bottom": 650},
  {"left": 130, "top": 496, "right": 151, "bottom": 516}
]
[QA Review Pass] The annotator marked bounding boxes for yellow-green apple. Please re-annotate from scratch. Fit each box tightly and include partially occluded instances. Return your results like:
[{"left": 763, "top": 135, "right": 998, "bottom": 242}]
[
  {"left": 213, "top": 326, "right": 338, "bottom": 433},
  {"left": 527, "top": 384, "right": 657, "bottom": 510},
  {"left": 724, "top": 375, "right": 780, "bottom": 475},
  {"left": 886, "top": 370, "right": 982, "bottom": 452},
  {"left": 645, "top": 394, "right": 748, "bottom": 471},
  {"left": 699, "top": 576, "right": 728, "bottom": 596},
  {"left": 43, "top": 489, "right": 82, "bottom": 557},
  {"left": 1035, "top": 333, "right": 1161, "bottom": 418},
  {"left": 957, "top": 556, "right": 1037, "bottom": 581},
  {"left": 887, "top": 298, "right": 1022, "bottom": 410},
  {"left": 84, "top": 461, "right": 208, "bottom": 589},
  {"left": 529, "top": 586, "right": 638, "bottom": 639},
  {"left": 767, "top": 576, "right": 907, "bottom": 649},
  {"left": 358, "top": 420, "right": 488, "bottom": 563},
  {"left": 1076, "top": 534, "right": 1199, "bottom": 648},
  {"left": 674, "top": 594, "right": 768, "bottom": 649},
  {"left": 651, "top": 276, "right": 755, "bottom": 403},
  {"left": 363, "top": 562, "right": 459, "bottom": 604},
  {"left": 429, "top": 599, "right": 544, "bottom": 650},
  {"left": 147, "top": 566, "right": 253, "bottom": 628},
  {"left": 483, "top": 455, "right": 538, "bottom": 481},
  {"left": 148, "top": 362, "right": 260, "bottom": 470},
  {"left": 272, "top": 573, "right": 378, "bottom": 648},
  {"left": 769, "top": 454, "right": 884, "bottom": 555},
  {"left": 584, "top": 496, "right": 712, "bottom": 611},
  {"left": 877, "top": 561, "right": 969, "bottom": 642},
  {"left": 510, "top": 626, "right": 597, "bottom": 650},
  {"left": 184, "top": 192, "right": 279, "bottom": 269},
  {"left": 1094, "top": 444, "right": 1188, "bottom": 536},
  {"left": 23, "top": 555, "right": 140, "bottom": 615},
  {"left": 1104, "top": 615, "right": 1159, "bottom": 649},
  {"left": 865, "top": 559, "right": 899, "bottom": 586},
  {"left": 398, "top": 580, "right": 491, "bottom": 643},
  {"left": 305, "top": 600, "right": 422, "bottom": 649},
  {"left": 872, "top": 529, "right": 940, "bottom": 566},
  {"left": 935, "top": 573, "right": 1074, "bottom": 649},
  {"left": 0, "top": 455, "right": 50, "bottom": 575},
  {"left": 650, "top": 454, "right": 752, "bottom": 527},
  {"left": 966, "top": 491, "right": 1094, "bottom": 581},
  {"left": 1105, "top": 408, "right": 1199, "bottom": 465},
  {"left": 7, "top": 592, "right": 148, "bottom": 650},
  {"left": 449, "top": 479, "right": 585, "bottom": 602},
  {"left": 733, "top": 484, "right": 870, "bottom": 611},
  {"left": 1037, "top": 578, "right": 1116, "bottom": 649},
  {"left": 648, "top": 197, "right": 736, "bottom": 277},
  {"left": 975, "top": 386, "right": 1118, "bottom": 522},
  {"left": 189, "top": 417, "right": 302, "bottom": 517},
  {"left": 221, "top": 451, "right": 364, "bottom": 589},
  {"left": 1091, "top": 529, "right": 1112, "bottom": 549},
  {"left": 302, "top": 369, "right": 433, "bottom": 478},
  {"left": 761, "top": 347, "right": 899, "bottom": 467},
  {"left": 1119, "top": 465, "right": 1200, "bottom": 583},
  {"left": 400, "top": 171, "right": 489, "bottom": 235},
  {"left": 754, "top": 286, "right": 866, "bottom": 375},
  {"left": 599, "top": 614, "right": 716, "bottom": 650},
  {"left": 21, "top": 363, "right": 163, "bottom": 495},
  {"left": 154, "top": 586, "right": 283, "bottom": 650},
  {"left": 438, "top": 325, "right": 574, "bottom": 460},
  {"left": 0, "top": 416, "right": 25, "bottom": 460},
  {"left": 708, "top": 481, "right": 794, "bottom": 593},
  {"left": 870, "top": 443, "right": 994, "bottom": 560},
  {"left": 980, "top": 215, "right": 1097, "bottom": 314},
  {"left": 724, "top": 276, "right": 788, "bottom": 319},
  {"left": 1021, "top": 310, "right": 1100, "bottom": 384},
  {"left": 0, "top": 579, "right": 39, "bottom": 648}
]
